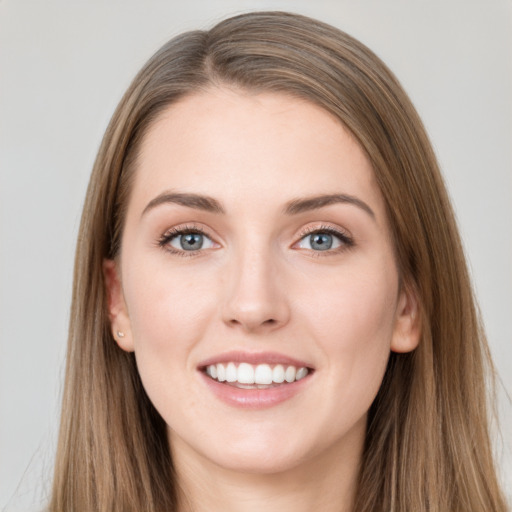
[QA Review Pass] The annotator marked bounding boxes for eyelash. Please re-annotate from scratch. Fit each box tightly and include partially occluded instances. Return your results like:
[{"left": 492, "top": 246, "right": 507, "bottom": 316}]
[
  {"left": 295, "top": 225, "right": 354, "bottom": 257},
  {"left": 157, "top": 224, "right": 212, "bottom": 258},
  {"left": 157, "top": 224, "right": 354, "bottom": 257}
]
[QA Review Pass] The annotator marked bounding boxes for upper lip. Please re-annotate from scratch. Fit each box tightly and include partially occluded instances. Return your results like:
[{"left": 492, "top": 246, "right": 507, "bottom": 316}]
[{"left": 197, "top": 351, "right": 314, "bottom": 369}]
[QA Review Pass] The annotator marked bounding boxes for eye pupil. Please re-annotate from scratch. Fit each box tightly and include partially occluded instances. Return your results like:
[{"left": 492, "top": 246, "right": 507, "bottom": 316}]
[
  {"left": 181, "top": 233, "right": 203, "bottom": 250},
  {"left": 310, "top": 233, "right": 333, "bottom": 250}
]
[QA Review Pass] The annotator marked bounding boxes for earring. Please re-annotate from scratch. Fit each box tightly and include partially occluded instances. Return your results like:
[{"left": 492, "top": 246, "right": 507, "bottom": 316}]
[{"left": 117, "top": 331, "right": 125, "bottom": 338}]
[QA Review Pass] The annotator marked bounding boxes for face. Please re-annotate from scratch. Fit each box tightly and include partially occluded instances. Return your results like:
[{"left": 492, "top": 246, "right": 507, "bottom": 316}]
[{"left": 105, "top": 88, "right": 419, "bottom": 475}]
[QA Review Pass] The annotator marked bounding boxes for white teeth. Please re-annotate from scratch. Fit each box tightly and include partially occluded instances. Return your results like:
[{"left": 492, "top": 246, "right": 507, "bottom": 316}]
[
  {"left": 254, "top": 364, "right": 273, "bottom": 385},
  {"left": 285, "top": 366, "right": 296, "bottom": 383},
  {"left": 272, "top": 364, "right": 285, "bottom": 383},
  {"left": 205, "top": 362, "right": 309, "bottom": 385},
  {"left": 226, "top": 362, "right": 237, "bottom": 382},
  {"left": 216, "top": 363, "right": 226, "bottom": 382},
  {"left": 237, "top": 363, "right": 255, "bottom": 384},
  {"left": 296, "top": 367, "right": 308, "bottom": 380}
]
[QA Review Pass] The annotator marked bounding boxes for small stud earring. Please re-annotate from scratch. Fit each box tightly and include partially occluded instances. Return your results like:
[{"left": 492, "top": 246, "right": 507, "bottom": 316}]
[{"left": 117, "top": 331, "right": 125, "bottom": 338}]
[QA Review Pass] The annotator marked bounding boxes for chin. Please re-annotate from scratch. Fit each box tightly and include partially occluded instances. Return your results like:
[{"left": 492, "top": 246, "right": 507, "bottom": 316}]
[
  {"left": 170, "top": 425, "right": 313, "bottom": 476},
  {"left": 209, "top": 445, "right": 308, "bottom": 475}
]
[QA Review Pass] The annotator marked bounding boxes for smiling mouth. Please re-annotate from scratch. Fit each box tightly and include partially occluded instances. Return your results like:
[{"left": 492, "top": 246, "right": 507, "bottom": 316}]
[{"left": 202, "top": 362, "right": 311, "bottom": 389}]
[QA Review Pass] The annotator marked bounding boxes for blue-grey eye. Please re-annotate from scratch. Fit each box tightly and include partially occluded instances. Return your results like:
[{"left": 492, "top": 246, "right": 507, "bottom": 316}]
[
  {"left": 169, "top": 232, "right": 215, "bottom": 251},
  {"left": 297, "top": 231, "right": 344, "bottom": 251},
  {"left": 310, "top": 233, "right": 333, "bottom": 250}
]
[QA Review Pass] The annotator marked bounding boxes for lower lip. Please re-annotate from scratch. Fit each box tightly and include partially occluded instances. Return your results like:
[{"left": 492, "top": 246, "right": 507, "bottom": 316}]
[{"left": 199, "top": 371, "right": 312, "bottom": 409}]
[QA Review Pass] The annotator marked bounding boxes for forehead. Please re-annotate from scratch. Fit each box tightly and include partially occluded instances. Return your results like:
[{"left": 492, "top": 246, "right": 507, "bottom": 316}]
[{"left": 130, "top": 88, "right": 385, "bottom": 219}]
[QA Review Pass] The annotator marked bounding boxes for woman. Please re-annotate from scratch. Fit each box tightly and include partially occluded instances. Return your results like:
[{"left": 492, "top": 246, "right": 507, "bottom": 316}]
[{"left": 49, "top": 11, "right": 508, "bottom": 512}]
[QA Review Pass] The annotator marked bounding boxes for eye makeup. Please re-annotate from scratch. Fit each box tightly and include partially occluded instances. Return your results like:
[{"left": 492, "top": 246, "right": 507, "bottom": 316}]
[
  {"left": 157, "top": 224, "right": 218, "bottom": 257},
  {"left": 156, "top": 221, "right": 354, "bottom": 259},
  {"left": 293, "top": 224, "right": 354, "bottom": 256}
]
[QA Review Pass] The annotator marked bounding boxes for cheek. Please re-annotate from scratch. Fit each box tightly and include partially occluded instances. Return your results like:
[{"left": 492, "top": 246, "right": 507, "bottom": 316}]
[
  {"left": 302, "top": 263, "right": 398, "bottom": 394},
  {"left": 304, "top": 258, "right": 397, "bottom": 328},
  {"left": 121, "top": 258, "right": 222, "bottom": 424},
  {"left": 123, "top": 258, "right": 218, "bottom": 364}
]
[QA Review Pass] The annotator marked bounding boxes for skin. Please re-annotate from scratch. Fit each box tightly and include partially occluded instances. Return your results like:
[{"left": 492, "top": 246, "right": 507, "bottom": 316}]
[{"left": 104, "top": 88, "right": 420, "bottom": 512}]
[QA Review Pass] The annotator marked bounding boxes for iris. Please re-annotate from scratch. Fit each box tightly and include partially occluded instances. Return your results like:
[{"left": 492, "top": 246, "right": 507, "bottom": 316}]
[{"left": 309, "top": 233, "right": 333, "bottom": 251}]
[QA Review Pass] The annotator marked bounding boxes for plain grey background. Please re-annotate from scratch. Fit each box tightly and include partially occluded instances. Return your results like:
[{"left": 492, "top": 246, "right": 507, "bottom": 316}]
[{"left": 1, "top": 1, "right": 511, "bottom": 510}]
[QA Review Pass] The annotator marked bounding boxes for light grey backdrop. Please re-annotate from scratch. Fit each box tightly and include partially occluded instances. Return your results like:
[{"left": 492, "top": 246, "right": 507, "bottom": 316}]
[{"left": 1, "top": 1, "right": 511, "bottom": 510}]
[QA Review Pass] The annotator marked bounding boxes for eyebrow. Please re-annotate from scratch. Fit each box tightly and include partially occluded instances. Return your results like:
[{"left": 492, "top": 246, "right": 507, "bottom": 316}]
[
  {"left": 141, "top": 191, "right": 374, "bottom": 219},
  {"left": 142, "top": 192, "right": 225, "bottom": 216},
  {"left": 284, "top": 194, "right": 375, "bottom": 219}
]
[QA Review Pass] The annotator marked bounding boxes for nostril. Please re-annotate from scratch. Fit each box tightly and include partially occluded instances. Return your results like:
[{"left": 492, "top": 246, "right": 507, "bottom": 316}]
[{"left": 227, "top": 317, "right": 277, "bottom": 328}]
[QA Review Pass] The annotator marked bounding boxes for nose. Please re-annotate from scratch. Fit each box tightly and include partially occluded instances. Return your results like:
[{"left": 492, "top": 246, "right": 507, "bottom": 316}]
[{"left": 221, "top": 245, "right": 290, "bottom": 334}]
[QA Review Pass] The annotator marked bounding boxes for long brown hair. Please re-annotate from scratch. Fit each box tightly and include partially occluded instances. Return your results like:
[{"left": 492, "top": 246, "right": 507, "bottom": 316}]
[{"left": 49, "top": 11, "right": 508, "bottom": 511}]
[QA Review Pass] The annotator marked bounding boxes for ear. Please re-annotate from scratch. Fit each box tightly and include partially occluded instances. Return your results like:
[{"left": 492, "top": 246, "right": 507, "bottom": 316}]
[
  {"left": 390, "top": 283, "right": 421, "bottom": 353},
  {"left": 103, "top": 259, "right": 134, "bottom": 352}
]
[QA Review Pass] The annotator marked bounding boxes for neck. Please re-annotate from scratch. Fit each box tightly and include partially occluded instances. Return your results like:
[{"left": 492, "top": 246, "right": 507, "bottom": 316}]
[{"left": 171, "top": 423, "right": 364, "bottom": 512}]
